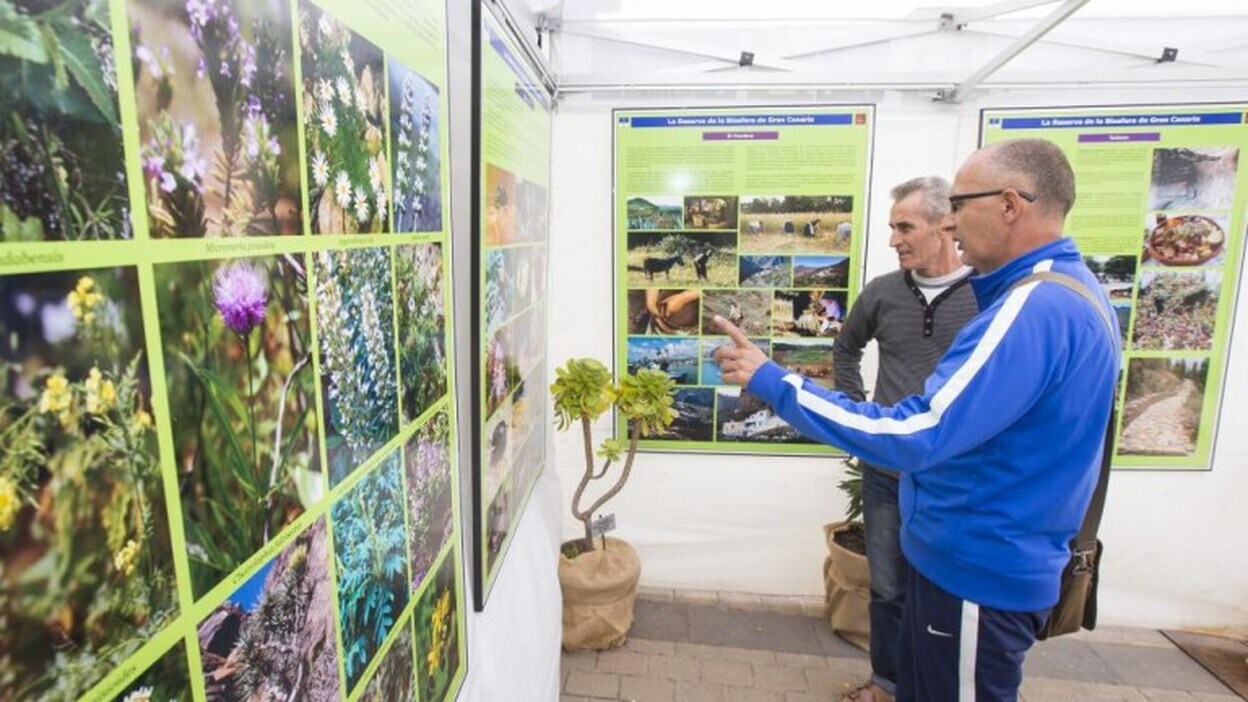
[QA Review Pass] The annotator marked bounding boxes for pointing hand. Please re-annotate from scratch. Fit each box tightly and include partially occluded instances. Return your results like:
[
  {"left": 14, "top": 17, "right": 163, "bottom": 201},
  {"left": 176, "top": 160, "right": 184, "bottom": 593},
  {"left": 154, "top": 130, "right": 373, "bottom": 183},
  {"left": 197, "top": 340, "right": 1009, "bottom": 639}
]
[{"left": 711, "top": 315, "right": 768, "bottom": 387}]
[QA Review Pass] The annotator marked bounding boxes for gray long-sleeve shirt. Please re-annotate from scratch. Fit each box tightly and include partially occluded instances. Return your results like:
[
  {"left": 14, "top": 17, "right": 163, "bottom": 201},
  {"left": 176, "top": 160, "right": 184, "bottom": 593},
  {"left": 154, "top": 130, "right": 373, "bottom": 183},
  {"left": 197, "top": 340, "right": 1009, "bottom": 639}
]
[{"left": 832, "top": 268, "right": 978, "bottom": 407}]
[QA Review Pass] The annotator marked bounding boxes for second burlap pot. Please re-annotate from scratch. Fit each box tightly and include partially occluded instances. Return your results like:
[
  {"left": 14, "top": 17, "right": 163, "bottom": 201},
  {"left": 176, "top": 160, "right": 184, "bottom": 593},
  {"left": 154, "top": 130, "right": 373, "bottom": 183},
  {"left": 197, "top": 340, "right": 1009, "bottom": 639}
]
[
  {"left": 823, "top": 520, "right": 871, "bottom": 651},
  {"left": 559, "top": 537, "right": 642, "bottom": 651}
]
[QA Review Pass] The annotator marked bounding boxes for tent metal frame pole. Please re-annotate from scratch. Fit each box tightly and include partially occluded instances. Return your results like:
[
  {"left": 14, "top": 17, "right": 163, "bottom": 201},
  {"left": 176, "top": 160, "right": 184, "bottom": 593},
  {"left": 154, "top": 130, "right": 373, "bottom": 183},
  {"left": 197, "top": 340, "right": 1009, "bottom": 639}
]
[{"left": 934, "top": 0, "right": 1090, "bottom": 103}]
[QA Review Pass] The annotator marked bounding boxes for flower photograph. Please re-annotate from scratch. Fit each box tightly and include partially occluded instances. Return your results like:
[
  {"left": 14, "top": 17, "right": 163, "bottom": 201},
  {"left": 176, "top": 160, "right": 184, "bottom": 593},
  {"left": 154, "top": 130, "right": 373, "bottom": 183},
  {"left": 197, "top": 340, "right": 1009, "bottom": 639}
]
[
  {"left": 314, "top": 246, "right": 398, "bottom": 485},
  {"left": 510, "top": 415, "right": 547, "bottom": 498},
  {"left": 513, "top": 307, "right": 547, "bottom": 383},
  {"left": 300, "top": 1, "right": 389, "bottom": 234},
  {"left": 1, "top": 0, "right": 131, "bottom": 241},
  {"left": 485, "top": 411, "right": 512, "bottom": 502},
  {"left": 359, "top": 618, "right": 414, "bottom": 702},
  {"left": 0, "top": 267, "right": 176, "bottom": 700},
  {"left": 504, "top": 376, "right": 541, "bottom": 463},
  {"left": 510, "top": 245, "right": 546, "bottom": 316},
  {"left": 1132, "top": 269, "right": 1221, "bottom": 351},
  {"left": 114, "top": 641, "right": 192, "bottom": 702},
  {"left": 196, "top": 518, "right": 341, "bottom": 701},
  {"left": 129, "top": 0, "right": 302, "bottom": 237},
  {"left": 155, "top": 254, "right": 323, "bottom": 599},
  {"left": 485, "top": 163, "right": 516, "bottom": 245},
  {"left": 331, "top": 451, "right": 410, "bottom": 694},
  {"left": 406, "top": 410, "right": 454, "bottom": 592},
  {"left": 515, "top": 179, "right": 548, "bottom": 242},
  {"left": 389, "top": 59, "right": 443, "bottom": 233},
  {"left": 396, "top": 243, "right": 447, "bottom": 425},
  {"left": 484, "top": 326, "right": 517, "bottom": 421},
  {"left": 485, "top": 248, "right": 511, "bottom": 332},
  {"left": 486, "top": 469, "right": 515, "bottom": 574},
  {"left": 413, "top": 549, "right": 464, "bottom": 702}
]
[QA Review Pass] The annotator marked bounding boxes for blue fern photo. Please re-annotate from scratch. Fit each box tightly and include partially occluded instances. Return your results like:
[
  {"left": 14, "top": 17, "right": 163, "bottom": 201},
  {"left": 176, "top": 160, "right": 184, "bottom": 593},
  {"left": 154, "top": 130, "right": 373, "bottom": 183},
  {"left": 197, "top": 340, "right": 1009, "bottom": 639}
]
[{"left": 331, "top": 451, "right": 410, "bottom": 693}]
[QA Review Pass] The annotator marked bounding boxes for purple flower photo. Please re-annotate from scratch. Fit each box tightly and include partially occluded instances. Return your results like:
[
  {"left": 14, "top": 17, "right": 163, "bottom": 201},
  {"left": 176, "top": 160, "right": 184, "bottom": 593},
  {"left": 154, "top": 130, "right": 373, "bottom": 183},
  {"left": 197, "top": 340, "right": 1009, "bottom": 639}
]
[
  {"left": 156, "top": 254, "right": 323, "bottom": 599},
  {"left": 128, "top": 0, "right": 302, "bottom": 237},
  {"left": 213, "top": 261, "right": 268, "bottom": 334}
]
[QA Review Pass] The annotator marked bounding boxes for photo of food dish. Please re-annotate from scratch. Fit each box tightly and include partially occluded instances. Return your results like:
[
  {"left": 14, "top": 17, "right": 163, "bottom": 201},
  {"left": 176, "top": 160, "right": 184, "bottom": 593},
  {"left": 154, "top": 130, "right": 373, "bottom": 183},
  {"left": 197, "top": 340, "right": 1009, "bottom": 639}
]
[{"left": 1143, "top": 214, "right": 1226, "bottom": 267}]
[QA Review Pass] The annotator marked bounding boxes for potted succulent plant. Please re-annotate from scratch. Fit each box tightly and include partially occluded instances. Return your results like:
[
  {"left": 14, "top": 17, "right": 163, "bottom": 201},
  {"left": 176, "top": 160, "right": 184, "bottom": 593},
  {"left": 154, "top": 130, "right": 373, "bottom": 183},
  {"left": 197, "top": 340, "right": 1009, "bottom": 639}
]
[
  {"left": 550, "top": 358, "right": 675, "bottom": 651},
  {"left": 823, "top": 457, "right": 871, "bottom": 650}
]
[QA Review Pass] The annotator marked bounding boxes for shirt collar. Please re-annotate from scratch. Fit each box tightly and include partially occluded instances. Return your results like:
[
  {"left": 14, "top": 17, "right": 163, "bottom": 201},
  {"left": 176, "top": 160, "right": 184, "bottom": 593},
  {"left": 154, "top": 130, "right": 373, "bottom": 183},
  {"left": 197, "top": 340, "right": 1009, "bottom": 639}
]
[{"left": 968, "top": 238, "right": 1082, "bottom": 309}]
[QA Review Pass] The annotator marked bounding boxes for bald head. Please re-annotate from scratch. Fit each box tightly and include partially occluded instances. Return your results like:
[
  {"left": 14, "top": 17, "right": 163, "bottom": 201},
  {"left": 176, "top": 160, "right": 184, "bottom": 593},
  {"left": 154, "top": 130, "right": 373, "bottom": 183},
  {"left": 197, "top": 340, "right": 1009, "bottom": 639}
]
[
  {"left": 950, "top": 139, "right": 1075, "bottom": 272},
  {"left": 976, "top": 139, "right": 1076, "bottom": 217}
]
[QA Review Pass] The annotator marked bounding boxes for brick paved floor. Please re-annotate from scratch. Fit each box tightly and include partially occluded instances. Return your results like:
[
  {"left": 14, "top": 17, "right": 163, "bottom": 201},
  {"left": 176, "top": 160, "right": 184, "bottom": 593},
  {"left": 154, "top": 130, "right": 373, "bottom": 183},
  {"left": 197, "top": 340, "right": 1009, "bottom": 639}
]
[{"left": 560, "top": 597, "right": 1241, "bottom": 702}]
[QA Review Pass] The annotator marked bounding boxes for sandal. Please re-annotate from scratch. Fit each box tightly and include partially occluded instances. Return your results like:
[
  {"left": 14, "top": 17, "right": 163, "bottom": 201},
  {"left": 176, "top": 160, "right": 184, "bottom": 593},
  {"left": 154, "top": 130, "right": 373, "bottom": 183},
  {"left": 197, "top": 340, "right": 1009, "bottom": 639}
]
[{"left": 842, "top": 680, "right": 895, "bottom": 702}]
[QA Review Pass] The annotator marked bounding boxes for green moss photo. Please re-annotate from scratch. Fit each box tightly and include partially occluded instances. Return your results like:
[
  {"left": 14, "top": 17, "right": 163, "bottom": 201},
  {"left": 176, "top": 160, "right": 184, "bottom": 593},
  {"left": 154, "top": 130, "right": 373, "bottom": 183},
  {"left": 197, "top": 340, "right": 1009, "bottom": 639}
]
[{"left": 358, "top": 617, "right": 414, "bottom": 702}]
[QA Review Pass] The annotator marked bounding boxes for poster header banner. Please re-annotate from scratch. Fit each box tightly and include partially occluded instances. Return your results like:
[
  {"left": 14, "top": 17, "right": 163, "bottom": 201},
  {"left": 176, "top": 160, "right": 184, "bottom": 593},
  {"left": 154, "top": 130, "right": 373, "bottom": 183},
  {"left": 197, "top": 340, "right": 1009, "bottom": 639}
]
[
  {"left": 624, "top": 113, "right": 859, "bottom": 128},
  {"left": 990, "top": 112, "right": 1246, "bottom": 129}
]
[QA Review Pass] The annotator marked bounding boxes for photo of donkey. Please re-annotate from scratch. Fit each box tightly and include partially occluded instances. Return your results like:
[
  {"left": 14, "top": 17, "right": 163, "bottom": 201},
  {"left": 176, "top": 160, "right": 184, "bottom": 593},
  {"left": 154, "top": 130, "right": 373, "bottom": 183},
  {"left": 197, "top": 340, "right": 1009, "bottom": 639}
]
[
  {"left": 638, "top": 254, "right": 686, "bottom": 280},
  {"left": 626, "top": 231, "right": 737, "bottom": 286}
]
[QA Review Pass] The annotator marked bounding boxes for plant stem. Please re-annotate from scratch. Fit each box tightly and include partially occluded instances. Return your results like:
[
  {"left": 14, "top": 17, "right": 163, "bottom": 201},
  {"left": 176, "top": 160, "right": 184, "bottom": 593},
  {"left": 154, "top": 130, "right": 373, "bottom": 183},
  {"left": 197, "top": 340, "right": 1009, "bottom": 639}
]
[
  {"left": 265, "top": 353, "right": 310, "bottom": 542},
  {"left": 569, "top": 414, "right": 597, "bottom": 547},
  {"left": 580, "top": 422, "right": 642, "bottom": 533},
  {"left": 243, "top": 331, "right": 259, "bottom": 500}
]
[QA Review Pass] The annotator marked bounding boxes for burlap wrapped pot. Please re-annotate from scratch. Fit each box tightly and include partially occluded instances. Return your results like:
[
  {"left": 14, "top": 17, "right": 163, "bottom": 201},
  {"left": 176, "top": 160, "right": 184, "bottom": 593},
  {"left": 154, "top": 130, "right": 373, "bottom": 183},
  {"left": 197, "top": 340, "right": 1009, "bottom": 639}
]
[
  {"left": 559, "top": 537, "right": 642, "bottom": 651},
  {"left": 823, "top": 520, "right": 870, "bottom": 651}
]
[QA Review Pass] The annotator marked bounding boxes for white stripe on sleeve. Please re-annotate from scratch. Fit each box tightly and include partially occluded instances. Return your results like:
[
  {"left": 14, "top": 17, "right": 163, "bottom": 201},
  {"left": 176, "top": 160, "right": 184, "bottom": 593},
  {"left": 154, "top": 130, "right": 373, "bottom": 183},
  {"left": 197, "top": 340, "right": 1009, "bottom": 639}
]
[{"left": 781, "top": 260, "right": 1053, "bottom": 436}]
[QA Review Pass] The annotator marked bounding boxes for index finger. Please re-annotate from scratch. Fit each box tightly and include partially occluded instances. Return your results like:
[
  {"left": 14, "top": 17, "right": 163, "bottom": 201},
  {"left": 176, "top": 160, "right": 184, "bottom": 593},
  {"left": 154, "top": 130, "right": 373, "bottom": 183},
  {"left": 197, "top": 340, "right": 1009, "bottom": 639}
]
[{"left": 713, "top": 315, "right": 752, "bottom": 347}]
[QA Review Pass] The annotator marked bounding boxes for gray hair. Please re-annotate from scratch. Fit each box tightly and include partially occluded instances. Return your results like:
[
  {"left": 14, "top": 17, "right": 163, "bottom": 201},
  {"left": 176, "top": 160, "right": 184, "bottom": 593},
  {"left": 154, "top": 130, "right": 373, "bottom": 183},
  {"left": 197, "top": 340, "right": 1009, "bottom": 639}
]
[
  {"left": 890, "top": 176, "right": 951, "bottom": 223},
  {"left": 983, "top": 139, "right": 1076, "bottom": 216}
]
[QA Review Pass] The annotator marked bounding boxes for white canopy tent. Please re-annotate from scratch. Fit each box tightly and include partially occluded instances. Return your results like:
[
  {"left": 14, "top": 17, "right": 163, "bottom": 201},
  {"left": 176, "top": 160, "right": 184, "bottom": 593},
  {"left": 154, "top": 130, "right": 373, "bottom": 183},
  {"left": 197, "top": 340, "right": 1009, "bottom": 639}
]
[
  {"left": 495, "top": 0, "right": 1248, "bottom": 628},
  {"left": 445, "top": 3, "right": 1248, "bottom": 700},
  {"left": 453, "top": 5, "right": 1248, "bottom": 699},
  {"left": 538, "top": 0, "right": 1248, "bottom": 97}
]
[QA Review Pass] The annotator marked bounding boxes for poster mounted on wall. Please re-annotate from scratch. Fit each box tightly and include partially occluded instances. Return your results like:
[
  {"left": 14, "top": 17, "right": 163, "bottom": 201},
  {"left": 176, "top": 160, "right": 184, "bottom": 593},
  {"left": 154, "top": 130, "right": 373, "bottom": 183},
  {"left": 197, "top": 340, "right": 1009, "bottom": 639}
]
[
  {"left": 0, "top": 0, "right": 466, "bottom": 699},
  {"left": 613, "top": 106, "right": 875, "bottom": 455},
  {"left": 982, "top": 105, "right": 1248, "bottom": 470},
  {"left": 471, "top": 1, "right": 553, "bottom": 610}
]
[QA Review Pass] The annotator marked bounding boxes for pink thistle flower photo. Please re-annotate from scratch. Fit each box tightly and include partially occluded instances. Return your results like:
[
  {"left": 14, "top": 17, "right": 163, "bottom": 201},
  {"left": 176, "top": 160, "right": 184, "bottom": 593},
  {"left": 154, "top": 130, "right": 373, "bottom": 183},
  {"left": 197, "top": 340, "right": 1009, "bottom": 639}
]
[{"left": 213, "top": 261, "right": 268, "bottom": 334}]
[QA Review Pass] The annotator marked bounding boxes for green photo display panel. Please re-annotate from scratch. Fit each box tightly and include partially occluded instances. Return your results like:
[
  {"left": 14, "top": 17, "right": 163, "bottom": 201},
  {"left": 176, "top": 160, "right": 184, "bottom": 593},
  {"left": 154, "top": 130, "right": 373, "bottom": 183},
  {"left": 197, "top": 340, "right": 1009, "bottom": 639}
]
[
  {"left": 0, "top": 0, "right": 467, "bottom": 699},
  {"left": 471, "top": 5, "right": 552, "bottom": 610},
  {"left": 982, "top": 105, "right": 1248, "bottom": 470},
  {"left": 613, "top": 106, "right": 876, "bottom": 455}
]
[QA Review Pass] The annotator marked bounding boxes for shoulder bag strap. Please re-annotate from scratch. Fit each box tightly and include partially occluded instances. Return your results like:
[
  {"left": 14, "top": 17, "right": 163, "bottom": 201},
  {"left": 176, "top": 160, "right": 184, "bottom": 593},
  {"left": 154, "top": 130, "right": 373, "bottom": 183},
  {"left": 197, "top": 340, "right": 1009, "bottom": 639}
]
[{"left": 1010, "top": 270, "right": 1116, "bottom": 551}]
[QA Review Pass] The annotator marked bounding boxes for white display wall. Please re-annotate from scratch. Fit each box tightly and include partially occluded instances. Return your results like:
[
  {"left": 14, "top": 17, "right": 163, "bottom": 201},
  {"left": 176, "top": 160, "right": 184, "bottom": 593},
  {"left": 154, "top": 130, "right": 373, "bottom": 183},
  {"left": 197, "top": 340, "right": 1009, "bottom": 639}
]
[
  {"left": 447, "top": 1, "right": 562, "bottom": 700},
  {"left": 549, "top": 84, "right": 1248, "bottom": 630}
]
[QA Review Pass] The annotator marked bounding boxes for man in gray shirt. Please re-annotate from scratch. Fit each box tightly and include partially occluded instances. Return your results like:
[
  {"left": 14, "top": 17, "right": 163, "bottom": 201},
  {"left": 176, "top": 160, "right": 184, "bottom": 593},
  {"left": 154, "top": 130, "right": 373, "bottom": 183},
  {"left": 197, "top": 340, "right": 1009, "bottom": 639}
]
[{"left": 833, "top": 177, "right": 978, "bottom": 702}]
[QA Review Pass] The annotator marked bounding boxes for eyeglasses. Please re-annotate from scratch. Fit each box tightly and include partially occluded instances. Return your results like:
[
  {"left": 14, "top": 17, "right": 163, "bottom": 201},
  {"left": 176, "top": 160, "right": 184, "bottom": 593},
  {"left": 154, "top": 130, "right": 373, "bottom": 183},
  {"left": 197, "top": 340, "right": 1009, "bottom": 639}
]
[{"left": 948, "top": 188, "right": 1036, "bottom": 212}]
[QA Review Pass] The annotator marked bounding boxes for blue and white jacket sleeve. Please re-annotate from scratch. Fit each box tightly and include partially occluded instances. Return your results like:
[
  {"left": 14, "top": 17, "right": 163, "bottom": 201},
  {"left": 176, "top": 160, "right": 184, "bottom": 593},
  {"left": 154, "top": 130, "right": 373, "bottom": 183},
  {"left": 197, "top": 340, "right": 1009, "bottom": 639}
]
[{"left": 748, "top": 289, "right": 1070, "bottom": 472}]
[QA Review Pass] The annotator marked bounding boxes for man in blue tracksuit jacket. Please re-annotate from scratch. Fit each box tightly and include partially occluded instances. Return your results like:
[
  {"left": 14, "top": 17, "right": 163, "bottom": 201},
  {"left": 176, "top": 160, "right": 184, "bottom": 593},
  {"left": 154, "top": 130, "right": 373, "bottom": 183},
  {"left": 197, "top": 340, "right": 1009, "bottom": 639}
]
[{"left": 714, "top": 139, "right": 1120, "bottom": 701}]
